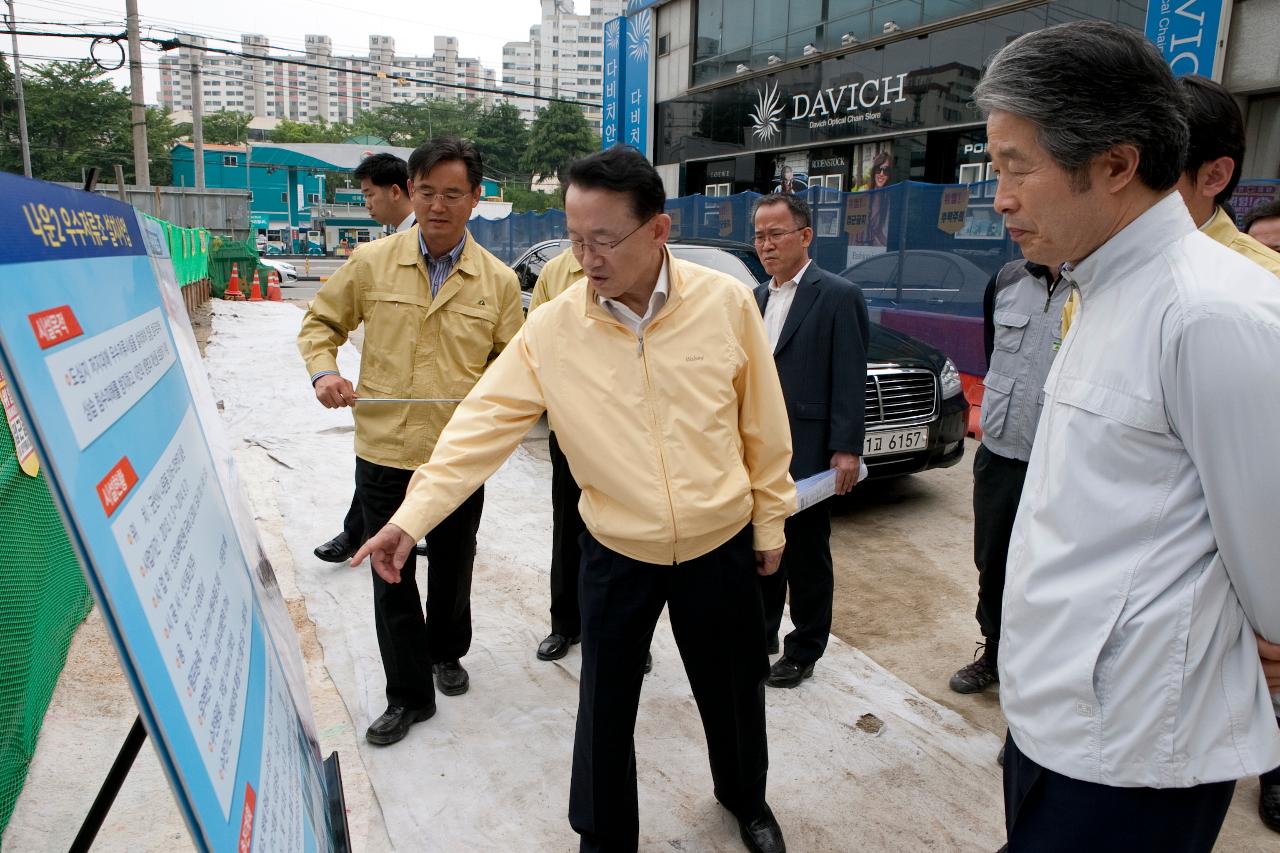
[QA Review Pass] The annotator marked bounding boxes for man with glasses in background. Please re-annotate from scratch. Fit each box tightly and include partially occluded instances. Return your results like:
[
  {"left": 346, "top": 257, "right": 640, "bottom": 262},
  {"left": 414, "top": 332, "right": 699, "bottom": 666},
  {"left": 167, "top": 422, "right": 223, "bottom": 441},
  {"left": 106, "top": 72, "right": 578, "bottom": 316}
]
[
  {"left": 298, "top": 136, "right": 523, "bottom": 745},
  {"left": 355, "top": 145, "right": 794, "bottom": 853},
  {"left": 313, "top": 152, "right": 417, "bottom": 566},
  {"left": 751, "top": 194, "right": 868, "bottom": 689}
]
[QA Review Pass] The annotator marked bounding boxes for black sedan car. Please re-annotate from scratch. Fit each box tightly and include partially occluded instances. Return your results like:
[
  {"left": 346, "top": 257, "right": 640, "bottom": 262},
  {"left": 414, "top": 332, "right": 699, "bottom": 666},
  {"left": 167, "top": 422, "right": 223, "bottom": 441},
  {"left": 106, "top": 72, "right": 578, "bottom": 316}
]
[{"left": 510, "top": 239, "right": 968, "bottom": 478}]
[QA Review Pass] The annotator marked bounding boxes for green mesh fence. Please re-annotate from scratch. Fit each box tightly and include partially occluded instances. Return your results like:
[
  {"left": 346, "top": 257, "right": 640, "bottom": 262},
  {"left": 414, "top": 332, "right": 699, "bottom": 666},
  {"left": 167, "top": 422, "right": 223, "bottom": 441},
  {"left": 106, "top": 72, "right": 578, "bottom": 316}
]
[
  {"left": 208, "top": 236, "right": 269, "bottom": 299},
  {"left": 0, "top": 409, "right": 94, "bottom": 836},
  {"left": 140, "top": 214, "right": 210, "bottom": 286}
]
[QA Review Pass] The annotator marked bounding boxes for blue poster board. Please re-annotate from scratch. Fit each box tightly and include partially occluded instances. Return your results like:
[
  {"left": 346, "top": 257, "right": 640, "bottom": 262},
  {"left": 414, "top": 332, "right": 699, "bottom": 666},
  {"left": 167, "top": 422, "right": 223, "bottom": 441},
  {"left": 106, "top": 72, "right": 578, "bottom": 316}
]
[{"left": 0, "top": 172, "right": 334, "bottom": 852}]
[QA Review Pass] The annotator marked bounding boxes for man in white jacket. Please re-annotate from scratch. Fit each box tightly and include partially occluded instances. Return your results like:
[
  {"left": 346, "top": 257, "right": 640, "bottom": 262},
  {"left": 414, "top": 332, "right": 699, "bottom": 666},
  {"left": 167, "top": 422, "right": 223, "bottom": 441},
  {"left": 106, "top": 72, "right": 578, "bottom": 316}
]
[{"left": 976, "top": 21, "right": 1280, "bottom": 851}]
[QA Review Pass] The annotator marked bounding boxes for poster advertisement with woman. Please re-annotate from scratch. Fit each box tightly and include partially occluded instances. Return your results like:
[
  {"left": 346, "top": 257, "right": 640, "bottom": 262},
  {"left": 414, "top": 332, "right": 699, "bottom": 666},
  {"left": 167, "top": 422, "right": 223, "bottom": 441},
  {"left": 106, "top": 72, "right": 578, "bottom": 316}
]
[
  {"left": 847, "top": 141, "right": 895, "bottom": 265},
  {"left": 771, "top": 152, "right": 810, "bottom": 194}
]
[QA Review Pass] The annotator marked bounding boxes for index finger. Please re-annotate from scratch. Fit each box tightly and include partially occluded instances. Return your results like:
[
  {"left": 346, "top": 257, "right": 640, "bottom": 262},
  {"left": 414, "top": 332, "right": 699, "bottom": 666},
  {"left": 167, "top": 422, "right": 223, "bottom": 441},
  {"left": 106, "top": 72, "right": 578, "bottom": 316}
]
[{"left": 350, "top": 542, "right": 371, "bottom": 566}]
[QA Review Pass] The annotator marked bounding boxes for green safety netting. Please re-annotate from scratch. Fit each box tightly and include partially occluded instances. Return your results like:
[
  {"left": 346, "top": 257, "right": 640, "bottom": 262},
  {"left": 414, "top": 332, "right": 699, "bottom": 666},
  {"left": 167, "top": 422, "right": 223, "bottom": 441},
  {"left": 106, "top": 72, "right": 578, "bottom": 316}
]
[
  {"left": 140, "top": 214, "right": 211, "bottom": 286},
  {"left": 207, "top": 236, "right": 271, "bottom": 298},
  {"left": 0, "top": 411, "right": 94, "bottom": 836}
]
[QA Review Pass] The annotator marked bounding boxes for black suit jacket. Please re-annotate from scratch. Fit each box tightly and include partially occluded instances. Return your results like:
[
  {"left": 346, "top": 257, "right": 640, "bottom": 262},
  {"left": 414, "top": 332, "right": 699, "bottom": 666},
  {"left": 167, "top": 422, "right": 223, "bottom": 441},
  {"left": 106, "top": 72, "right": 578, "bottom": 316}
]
[{"left": 755, "top": 262, "right": 870, "bottom": 480}]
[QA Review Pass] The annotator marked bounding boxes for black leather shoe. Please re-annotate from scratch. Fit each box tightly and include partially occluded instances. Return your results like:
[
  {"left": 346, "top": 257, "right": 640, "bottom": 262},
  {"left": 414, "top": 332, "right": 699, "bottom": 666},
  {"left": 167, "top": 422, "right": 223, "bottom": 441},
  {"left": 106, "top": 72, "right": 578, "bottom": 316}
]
[
  {"left": 766, "top": 635, "right": 779, "bottom": 655},
  {"left": 644, "top": 651, "right": 653, "bottom": 674},
  {"left": 314, "top": 531, "right": 356, "bottom": 563},
  {"left": 739, "top": 805, "right": 786, "bottom": 853},
  {"left": 537, "top": 632, "right": 580, "bottom": 661},
  {"left": 433, "top": 660, "right": 469, "bottom": 696},
  {"left": 766, "top": 656, "right": 814, "bottom": 688},
  {"left": 1261, "top": 778, "right": 1280, "bottom": 833},
  {"left": 365, "top": 703, "right": 435, "bottom": 745}
]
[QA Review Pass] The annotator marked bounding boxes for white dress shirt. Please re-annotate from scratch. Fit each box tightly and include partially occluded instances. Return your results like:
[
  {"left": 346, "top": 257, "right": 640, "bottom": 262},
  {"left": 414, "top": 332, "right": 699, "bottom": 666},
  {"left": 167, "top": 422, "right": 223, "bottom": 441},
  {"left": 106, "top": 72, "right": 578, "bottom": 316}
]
[
  {"left": 597, "top": 256, "right": 670, "bottom": 342},
  {"left": 763, "top": 260, "right": 811, "bottom": 350},
  {"left": 1001, "top": 191, "right": 1280, "bottom": 788},
  {"left": 396, "top": 210, "right": 417, "bottom": 233}
]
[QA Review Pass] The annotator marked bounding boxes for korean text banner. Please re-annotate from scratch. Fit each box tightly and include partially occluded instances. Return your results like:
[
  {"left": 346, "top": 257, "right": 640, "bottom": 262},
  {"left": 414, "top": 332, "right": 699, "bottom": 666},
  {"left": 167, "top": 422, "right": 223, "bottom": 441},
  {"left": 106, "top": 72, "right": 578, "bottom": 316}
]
[
  {"left": 602, "top": 16, "right": 624, "bottom": 150},
  {"left": 0, "top": 172, "right": 332, "bottom": 853},
  {"left": 623, "top": 8, "right": 653, "bottom": 157}
]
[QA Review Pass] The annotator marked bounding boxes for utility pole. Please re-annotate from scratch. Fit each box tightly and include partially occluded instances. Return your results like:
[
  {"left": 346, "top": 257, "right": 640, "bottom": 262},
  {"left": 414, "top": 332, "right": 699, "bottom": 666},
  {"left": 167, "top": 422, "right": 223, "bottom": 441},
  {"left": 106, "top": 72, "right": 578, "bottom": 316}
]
[
  {"left": 190, "top": 44, "right": 205, "bottom": 189},
  {"left": 125, "top": 0, "right": 150, "bottom": 187},
  {"left": 5, "top": 0, "right": 32, "bottom": 177}
]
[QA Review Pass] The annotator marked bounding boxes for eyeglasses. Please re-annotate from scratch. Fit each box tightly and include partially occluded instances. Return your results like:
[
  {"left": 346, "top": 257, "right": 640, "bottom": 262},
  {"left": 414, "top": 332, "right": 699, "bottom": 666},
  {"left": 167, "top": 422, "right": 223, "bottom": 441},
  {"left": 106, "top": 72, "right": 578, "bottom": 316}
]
[
  {"left": 567, "top": 217, "right": 653, "bottom": 256},
  {"left": 415, "top": 189, "right": 473, "bottom": 207},
  {"left": 752, "top": 227, "right": 807, "bottom": 245},
  {"left": 873, "top": 165, "right": 891, "bottom": 174}
]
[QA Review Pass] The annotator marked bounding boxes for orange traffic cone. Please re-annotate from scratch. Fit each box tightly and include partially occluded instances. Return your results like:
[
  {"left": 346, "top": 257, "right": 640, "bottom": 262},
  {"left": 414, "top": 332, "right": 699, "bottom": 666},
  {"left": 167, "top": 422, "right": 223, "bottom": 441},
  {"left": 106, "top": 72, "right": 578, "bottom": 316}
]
[
  {"left": 225, "top": 262, "right": 246, "bottom": 300},
  {"left": 267, "top": 271, "right": 282, "bottom": 302},
  {"left": 249, "top": 269, "right": 264, "bottom": 302}
]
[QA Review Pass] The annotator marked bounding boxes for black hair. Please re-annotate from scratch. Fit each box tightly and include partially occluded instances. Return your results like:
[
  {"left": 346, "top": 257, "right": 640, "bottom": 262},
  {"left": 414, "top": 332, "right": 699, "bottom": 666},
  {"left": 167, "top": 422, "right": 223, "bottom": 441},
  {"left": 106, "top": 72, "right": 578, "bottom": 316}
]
[
  {"left": 407, "top": 136, "right": 483, "bottom": 190},
  {"left": 562, "top": 146, "right": 667, "bottom": 222},
  {"left": 752, "top": 193, "right": 812, "bottom": 230},
  {"left": 1179, "top": 76, "right": 1246, "bottom": 207},
  {"left": 352, "top": 152, "right": 410, "bottom": 193}
]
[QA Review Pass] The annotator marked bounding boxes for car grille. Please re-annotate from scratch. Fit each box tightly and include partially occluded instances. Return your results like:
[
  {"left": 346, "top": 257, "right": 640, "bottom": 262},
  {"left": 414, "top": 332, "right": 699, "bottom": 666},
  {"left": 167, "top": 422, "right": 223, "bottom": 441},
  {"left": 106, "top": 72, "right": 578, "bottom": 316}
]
[{"left": 865, "top": 368, "right": 938, "bottom": 427}]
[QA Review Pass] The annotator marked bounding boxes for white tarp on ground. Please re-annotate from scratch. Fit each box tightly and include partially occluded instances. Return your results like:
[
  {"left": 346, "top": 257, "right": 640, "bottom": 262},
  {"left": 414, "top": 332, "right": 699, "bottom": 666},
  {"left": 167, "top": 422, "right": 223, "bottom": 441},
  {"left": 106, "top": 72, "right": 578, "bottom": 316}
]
[{"left": 207, "top": 300, "right": 1006, "bottom": 852}]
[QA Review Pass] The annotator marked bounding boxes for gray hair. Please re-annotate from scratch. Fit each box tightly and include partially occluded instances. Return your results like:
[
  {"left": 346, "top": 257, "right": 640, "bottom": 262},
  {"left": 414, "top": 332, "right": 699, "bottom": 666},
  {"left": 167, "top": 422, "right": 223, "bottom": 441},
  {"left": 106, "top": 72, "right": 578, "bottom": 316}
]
[
  {"left": 973, "top": 21, "right": 1188, "bottom": 192},
  {"left": 752, "top": 193, "right": 811, "bottom": 230}
]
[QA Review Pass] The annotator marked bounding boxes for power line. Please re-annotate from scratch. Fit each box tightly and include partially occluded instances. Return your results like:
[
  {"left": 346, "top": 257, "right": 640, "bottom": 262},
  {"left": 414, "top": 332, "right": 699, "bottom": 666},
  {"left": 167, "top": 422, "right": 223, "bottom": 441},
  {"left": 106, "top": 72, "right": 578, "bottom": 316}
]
[{"left": 9, "top": 27, "right": 604, "bottom": 107}]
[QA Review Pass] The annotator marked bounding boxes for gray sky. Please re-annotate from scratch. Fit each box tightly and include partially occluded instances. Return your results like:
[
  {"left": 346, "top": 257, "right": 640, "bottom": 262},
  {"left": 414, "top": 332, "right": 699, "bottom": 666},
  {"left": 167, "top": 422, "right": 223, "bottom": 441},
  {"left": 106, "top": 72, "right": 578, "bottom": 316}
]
[{"left": 7, "top": 0, "right": 565, "bottom": 103}]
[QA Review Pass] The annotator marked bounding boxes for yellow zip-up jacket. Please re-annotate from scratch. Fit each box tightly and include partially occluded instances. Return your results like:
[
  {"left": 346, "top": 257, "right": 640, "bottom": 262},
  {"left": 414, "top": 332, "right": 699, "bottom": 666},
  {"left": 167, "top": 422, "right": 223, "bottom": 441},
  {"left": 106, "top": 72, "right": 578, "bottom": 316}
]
[
  {"left": 390, "top": 252, "right": 796, "bottom": 563},
  {"left": 297, "top": 228, "right": 524, "bottom": 470},
  {"left": 528, "top": 248, "right": 582, "bottom": 313},
  {"left": 1202, "top": 205, "right": 1280, "bottom": 277}
]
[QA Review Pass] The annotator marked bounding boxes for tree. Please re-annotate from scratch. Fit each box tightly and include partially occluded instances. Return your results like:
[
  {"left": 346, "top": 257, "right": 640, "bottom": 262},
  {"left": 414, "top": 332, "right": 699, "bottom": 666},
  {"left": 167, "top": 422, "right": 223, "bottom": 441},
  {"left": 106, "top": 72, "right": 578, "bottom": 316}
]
[
  {"left": 474, "top": 102, "right": 528, "bottom": 180},
  {"left": 0, "top": 59, "right": 130, "bottom": 182},
  {"left": 351, "top": 98, "right": 481, "bottom": 148},
  {"left": 200, "top": 110, "right": 251, "bottom": 146},
  {"left": 269, "top": 117, "right": 353, "bottom": 144},
  {"left": 146, "top": 106, "right": 182, "bottom": 185},
  {"left": 521, "top": 100, "right": 597, "bottom": 183}
]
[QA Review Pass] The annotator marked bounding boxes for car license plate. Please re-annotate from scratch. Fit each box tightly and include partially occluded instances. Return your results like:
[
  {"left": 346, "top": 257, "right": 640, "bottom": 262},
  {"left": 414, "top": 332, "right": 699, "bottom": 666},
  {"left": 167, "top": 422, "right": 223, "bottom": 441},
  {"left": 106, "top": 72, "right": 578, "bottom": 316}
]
[{"left": 864, "top": 426, "right": 930, "bottom": 457}]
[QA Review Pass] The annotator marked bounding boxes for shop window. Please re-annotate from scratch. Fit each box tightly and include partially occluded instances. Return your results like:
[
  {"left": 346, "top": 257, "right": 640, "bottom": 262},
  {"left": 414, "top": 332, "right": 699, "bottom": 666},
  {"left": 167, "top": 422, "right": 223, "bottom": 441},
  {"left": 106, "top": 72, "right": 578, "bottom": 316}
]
[
  {"left": 223, "top": 155, "right": 239, "bottom": 166},
  {"left": 705, "top": 182, "right": 731, "bottom": 197}
]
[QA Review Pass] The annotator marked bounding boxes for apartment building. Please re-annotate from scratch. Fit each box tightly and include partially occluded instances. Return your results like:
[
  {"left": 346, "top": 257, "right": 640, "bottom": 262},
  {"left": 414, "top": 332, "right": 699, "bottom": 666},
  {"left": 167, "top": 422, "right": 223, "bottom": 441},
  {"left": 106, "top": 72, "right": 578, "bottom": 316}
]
[
  {"left": 502, "top": 0, "right": 626, "bottom": 132},
  {"left": 158, "top": 34, "right": 498, "bottom": 124}
]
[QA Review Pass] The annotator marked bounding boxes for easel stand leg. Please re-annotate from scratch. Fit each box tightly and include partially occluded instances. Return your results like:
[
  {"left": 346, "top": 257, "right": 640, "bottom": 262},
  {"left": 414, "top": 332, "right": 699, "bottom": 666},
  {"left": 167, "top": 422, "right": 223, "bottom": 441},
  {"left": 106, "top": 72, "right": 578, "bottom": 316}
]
[
  {"left": 323, "top": 751, "right": 352, "bottom": 853},
  {"left": 68, "top": 715, "right": 147, "bottom": 853}
]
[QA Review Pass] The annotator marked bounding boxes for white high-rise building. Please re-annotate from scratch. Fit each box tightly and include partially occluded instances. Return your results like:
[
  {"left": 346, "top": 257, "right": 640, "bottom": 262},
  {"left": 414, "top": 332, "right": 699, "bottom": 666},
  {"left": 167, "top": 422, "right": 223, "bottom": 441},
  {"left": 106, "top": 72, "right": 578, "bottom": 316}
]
[
  {"left": 502, "top": 0, "right": 625, "bottom": 133},
  {"left": 158, "top": 34, "right": 498, "bottom": 125}
]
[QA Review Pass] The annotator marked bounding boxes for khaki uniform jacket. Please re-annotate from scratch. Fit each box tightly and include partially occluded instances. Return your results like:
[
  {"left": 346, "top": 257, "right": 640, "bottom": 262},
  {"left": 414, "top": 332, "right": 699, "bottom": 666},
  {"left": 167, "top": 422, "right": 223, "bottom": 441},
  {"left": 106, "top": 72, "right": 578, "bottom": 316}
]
[
  {"left": 528, "top": 248, "right": 583, "bottom": 313},
  {"left": 297, "top": 228, "right": 524, "bottom": 470},
  {"left": 1202, "top": 205, "right": 1280, "bottom": 277},
  {"left": 389, "top": 252, "right": 796, "bottom": 564}
]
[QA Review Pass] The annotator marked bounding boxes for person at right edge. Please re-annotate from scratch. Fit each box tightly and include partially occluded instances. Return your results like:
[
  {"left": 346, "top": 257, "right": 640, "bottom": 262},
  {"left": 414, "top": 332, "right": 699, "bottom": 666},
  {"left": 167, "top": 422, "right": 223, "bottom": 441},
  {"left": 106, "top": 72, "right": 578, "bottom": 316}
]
[
  {"left": 976, "top": 21, "right": 1280, "bottom": 851},
  {"left": 1172, "top": 73, "right": 1280, "bottom": 836}
]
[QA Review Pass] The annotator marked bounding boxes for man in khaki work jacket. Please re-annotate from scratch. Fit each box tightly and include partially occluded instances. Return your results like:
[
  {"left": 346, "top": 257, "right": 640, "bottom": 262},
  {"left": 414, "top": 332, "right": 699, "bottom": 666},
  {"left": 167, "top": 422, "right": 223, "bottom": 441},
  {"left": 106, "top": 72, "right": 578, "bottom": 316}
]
[
  {"left": 355, "top": 146, "right": 794, "bottom": 853},
  {"left": 297, "top": 136, "right": 523, "bottom": 746}
]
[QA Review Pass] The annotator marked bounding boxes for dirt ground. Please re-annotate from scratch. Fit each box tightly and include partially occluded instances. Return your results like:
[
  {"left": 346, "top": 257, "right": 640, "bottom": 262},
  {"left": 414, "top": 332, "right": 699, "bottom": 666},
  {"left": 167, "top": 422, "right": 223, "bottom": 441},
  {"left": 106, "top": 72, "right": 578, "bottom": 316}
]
[{"left": 827, "top": 449, "right": 1275, "bottom": 851}]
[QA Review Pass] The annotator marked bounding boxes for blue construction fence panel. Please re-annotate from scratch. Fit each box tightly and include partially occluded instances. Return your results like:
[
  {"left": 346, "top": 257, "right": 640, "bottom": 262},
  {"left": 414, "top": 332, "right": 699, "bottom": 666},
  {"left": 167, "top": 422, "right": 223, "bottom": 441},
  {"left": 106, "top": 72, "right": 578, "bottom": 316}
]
[{"left": 470, "top": 179, "right": 1280, "bottom": 377}]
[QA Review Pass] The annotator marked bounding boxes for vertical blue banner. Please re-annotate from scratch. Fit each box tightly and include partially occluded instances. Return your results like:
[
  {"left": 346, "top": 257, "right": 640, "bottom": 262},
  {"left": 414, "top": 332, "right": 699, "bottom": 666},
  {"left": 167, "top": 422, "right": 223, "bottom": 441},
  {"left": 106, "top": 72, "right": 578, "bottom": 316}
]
[
  {"left": 622, "top": 8, "right": 652, "bottom": 157},
  {"left": 602, "top": 17, "right": 624, "bottom": 150},
  {"left": 1145, "top": 0, "right": 1232, "bottom": 79}
]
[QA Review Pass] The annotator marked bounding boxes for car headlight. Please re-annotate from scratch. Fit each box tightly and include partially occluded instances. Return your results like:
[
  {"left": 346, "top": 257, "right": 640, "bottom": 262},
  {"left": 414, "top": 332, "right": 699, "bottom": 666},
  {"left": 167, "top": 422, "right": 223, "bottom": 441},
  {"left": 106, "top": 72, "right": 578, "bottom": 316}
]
[{"left": 940, "top": 357, "right": 963, "bottom": 399}]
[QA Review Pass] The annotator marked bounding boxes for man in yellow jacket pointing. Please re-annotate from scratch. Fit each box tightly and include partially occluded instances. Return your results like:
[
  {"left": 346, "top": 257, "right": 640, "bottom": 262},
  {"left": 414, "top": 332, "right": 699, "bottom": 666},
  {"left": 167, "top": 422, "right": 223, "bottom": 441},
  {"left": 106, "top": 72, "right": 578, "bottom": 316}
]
[{"left": 356, "top": 147, "right": 795, "bottom": 853}]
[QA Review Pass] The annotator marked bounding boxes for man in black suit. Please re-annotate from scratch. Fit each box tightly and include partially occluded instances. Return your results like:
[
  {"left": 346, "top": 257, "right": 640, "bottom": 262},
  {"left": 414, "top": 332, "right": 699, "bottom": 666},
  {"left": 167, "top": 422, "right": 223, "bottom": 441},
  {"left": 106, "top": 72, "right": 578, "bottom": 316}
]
[{"left": 752, "top": 193, "right": 869, "bottom": 688}]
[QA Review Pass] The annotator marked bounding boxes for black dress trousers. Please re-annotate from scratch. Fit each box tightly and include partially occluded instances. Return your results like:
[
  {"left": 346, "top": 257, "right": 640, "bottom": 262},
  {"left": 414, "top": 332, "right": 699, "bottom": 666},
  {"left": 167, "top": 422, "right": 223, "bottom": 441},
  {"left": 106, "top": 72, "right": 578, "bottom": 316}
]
[
  {"left": 1002, "top": 734, "right": 1235, "bottom": 852},
  {"left": 569, "top": 526, "right": 770, "bottom": 853},
  {"left": 356, "top": 456, "right": 484, "bottom": 708},
  {"left": 340, "top": 489, "right": 364, "bottom": 544},
  {"left": 548, "top": 430, "right": 585, "bottom": 637},
  {"left": 972, "top": 444, "right": 1028, "bottom": 645},
  {"left": 760, "top": 502, "right": 833, "bottom": 665}
]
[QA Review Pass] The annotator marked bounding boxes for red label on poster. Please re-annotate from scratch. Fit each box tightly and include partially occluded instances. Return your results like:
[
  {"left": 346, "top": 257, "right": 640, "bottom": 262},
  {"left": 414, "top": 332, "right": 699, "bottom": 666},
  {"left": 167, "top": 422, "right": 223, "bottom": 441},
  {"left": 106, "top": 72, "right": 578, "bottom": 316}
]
[
  {"left": 28, "top": 305, "right": 83, "bottom": 349},
  {"left": 96, "top": 457, "right": 138, "bottom": 517},
  {"left": 238, "top": 783, "right": 256, "bottom": 853}
]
